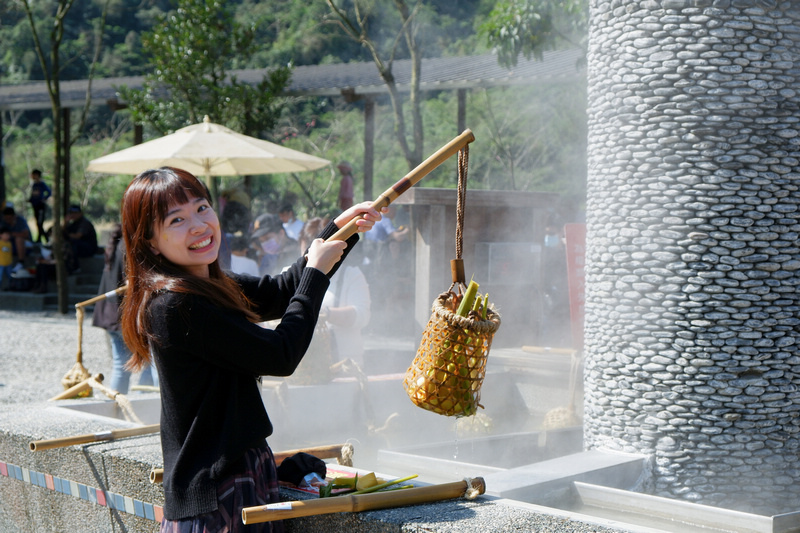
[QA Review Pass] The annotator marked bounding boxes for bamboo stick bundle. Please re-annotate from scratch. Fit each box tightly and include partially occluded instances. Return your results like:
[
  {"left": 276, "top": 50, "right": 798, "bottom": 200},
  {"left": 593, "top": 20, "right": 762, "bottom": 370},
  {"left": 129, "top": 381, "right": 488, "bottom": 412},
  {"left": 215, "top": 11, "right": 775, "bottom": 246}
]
[
  {"left": 241, "top": 477, "right": 485, "bottom": 524},
  {"left": 29, "top": 424, "right": 160, "bottom": 452},
  {"left": 326, "top": 129, "right": 475, "bottom": 243}
]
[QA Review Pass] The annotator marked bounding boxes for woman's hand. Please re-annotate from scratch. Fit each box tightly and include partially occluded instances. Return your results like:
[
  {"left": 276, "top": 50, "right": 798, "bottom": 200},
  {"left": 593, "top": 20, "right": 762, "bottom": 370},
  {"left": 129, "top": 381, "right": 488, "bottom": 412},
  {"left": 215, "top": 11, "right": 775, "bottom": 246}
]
[
  {"left": 305, "top": 238, "right": 347, "bottom": 275},
  {"left": 333, "top": 201, "right": 385, "bottom": 233}
]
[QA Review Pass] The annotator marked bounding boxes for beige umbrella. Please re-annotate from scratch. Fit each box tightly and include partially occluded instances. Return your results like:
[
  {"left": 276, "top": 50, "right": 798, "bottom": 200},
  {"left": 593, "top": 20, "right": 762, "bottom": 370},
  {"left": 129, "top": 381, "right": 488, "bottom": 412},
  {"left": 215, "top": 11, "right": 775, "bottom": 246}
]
[{"left": 86, "top": 115, "right": 330, "bottom": 177}]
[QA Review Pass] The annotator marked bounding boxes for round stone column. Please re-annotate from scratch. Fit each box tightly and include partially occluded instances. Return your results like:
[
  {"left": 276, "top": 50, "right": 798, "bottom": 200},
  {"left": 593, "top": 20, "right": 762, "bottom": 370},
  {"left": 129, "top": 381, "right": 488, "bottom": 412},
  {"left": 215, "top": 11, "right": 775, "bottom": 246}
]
[{"left": 584, "top": 0, "right": 800, "bottom": 513}]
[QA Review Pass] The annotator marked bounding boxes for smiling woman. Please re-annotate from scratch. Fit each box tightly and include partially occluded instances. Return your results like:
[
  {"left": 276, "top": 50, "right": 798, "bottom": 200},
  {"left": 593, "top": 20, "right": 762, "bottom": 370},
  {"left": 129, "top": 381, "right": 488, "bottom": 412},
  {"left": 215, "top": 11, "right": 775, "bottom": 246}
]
[
  {"left": 116, "top": 166, "right": 383, "bottom": 532},
  {"left": 148, "top": 196, "right": 222, "bottom": 278}
]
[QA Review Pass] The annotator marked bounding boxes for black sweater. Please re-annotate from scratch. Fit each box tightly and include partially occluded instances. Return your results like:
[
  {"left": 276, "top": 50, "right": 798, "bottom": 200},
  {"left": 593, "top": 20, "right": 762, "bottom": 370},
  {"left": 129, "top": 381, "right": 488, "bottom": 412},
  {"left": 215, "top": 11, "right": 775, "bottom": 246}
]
[{"left": 151, "top": 221, "right": 357, "bottom": 519}]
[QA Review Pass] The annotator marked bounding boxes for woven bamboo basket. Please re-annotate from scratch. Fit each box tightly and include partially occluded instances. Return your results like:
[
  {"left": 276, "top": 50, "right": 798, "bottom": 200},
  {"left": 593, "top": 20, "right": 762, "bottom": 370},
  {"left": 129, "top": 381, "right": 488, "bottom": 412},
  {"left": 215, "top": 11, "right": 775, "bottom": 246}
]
[{"left": 403, "top": 291, "right": 501, "bottom": 417}]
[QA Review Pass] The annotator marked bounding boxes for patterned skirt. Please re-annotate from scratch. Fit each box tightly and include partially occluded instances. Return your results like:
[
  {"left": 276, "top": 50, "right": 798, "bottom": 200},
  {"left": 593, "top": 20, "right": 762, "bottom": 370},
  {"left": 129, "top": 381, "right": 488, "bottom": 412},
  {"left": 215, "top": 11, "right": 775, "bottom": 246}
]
[{"left": 160, "top": 443, "right": 285, "bottom": 533}]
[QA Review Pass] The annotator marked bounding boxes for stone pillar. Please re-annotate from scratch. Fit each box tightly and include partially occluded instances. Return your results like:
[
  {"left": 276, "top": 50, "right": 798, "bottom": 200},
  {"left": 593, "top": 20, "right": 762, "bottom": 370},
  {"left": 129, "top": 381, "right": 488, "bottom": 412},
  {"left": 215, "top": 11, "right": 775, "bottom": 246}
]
[{"left": 585, "top": 0, "right": 800, "bottom": 514}]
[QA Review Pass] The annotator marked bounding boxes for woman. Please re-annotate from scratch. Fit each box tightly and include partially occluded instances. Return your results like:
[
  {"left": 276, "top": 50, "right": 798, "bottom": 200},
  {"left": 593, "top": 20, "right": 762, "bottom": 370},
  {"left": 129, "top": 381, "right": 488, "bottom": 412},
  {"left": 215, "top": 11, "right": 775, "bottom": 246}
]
[{"left": 119, "top": 167, "right": 381, "bottom": 532}]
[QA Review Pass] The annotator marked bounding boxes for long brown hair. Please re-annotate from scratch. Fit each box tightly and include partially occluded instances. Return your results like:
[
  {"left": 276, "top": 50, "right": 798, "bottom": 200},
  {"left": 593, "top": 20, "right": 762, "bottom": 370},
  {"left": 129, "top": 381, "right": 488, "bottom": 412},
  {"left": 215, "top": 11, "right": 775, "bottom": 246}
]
[{"left": 120, "top": 167, "right": 258, "bottom": 370}]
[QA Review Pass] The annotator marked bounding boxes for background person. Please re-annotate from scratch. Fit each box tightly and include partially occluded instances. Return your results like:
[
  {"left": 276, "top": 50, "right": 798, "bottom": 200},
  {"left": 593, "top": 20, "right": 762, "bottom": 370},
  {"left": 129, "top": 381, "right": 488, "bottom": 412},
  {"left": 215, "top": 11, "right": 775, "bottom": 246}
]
[
  {"left": 278, "top": 203, "right": 304, "bottom": 242},
  {"left": 92, "top": 224, "right": 158, "bottom": 393},
  {"left": 63, "top": 204, "right": 98, "bottom": 271},
  {"left": 337, "top": 161, "right": 355, "bottom": 211},
  {"left": 0, "top": 225, "right": 12, "bottom": 290},
  {"left": 2, "top": 206, "right": 31, "bottom": 268},
  {"left": 301, "top": 218, "right": 371, "bottom": 366},
  {"left": 228, "top": 234, "right": 260, "bottom": 276},
  {"left": 28, "top": 169, "right": 51, "bottom": 243},
  {"left": 118, "top": 166, "right": 382, "bottom": 531}
]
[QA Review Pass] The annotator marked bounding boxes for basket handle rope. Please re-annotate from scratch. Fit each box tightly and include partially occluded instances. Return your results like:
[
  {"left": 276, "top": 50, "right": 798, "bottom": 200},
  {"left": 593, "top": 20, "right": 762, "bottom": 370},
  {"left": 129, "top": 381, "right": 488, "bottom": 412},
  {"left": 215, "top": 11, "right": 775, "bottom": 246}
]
[{"left": 450, "top": 144, "right": 470, "bottom": 288}]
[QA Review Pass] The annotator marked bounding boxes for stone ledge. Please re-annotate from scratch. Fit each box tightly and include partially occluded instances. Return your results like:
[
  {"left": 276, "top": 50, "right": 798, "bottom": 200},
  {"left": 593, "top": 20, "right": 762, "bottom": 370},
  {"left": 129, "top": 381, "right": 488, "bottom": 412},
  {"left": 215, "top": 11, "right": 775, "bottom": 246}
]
[{"left": 0, "top": 401, "right": 636, "bottom": 533}]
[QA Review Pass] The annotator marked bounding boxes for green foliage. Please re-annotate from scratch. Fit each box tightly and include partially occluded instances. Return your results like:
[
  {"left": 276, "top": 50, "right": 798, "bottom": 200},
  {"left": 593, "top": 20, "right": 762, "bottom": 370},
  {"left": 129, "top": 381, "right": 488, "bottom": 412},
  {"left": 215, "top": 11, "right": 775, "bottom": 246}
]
[
  {"left": 117, "top": 0, "right": 291, "bottom": 136},
  {"left": 1, "top": 0, "right": 589, "bottom": 227},
  {"left": 480, "top": 0, "right": 587, "bottom": 68}
]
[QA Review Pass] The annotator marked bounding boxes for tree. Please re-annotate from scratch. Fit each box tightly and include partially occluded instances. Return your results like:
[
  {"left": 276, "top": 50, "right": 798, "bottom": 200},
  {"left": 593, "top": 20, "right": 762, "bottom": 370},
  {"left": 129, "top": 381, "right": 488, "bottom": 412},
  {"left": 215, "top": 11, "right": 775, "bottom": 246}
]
[
  {"left": 326, "top": 0, "right": 428, "bottom": 170},
  {"left": 18, "top": 0, "right": 110, "bottom": 314},
  {"left": 480, "top": 0, "right": 587, "bottom": 68},
  {"left": 118, "top": 0, "right": 291, "bottom": 199}
]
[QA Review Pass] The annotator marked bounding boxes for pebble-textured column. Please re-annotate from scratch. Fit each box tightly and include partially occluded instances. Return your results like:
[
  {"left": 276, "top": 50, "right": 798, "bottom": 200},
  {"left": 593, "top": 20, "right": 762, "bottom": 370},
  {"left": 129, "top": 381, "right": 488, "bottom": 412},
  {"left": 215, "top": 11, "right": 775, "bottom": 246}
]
[{"left": 585, "top": 0, "right": 800, "bottom": 514}]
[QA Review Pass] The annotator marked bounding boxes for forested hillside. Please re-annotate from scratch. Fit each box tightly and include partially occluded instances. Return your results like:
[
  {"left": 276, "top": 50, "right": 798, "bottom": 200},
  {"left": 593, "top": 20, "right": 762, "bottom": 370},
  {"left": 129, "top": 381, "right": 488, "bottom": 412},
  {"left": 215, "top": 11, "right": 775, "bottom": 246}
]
[{"left": 0, "top": 0, "right": 587, "bottom": 225}]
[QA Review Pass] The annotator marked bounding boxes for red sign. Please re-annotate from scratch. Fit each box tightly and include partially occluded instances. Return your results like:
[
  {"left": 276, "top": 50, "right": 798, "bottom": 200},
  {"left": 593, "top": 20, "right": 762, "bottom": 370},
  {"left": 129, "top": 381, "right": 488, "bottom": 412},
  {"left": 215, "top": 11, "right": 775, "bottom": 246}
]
[{"left": 564, "top": 223, "right": 586, "bottom": 351}]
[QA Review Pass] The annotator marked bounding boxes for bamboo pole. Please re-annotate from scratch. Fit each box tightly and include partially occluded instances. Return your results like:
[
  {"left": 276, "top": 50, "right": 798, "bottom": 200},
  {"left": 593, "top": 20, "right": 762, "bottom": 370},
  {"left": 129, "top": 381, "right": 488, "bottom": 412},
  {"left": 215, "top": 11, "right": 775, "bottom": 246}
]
[
  {"left": 241, "top": 477, "right": 485, "bottom": 524},
  {"left": 75, "top": 285, "right": 127, "bottom": 309},
  {"left": 49, "top": 373, "right": 104, "bottom": 401},
  {"left": 272, "top": 443, "right": 352, "bottom": 466},
  {"left": 149, "top": 443, "right": 353, "bottom": 484},
  {"left": 326, "top": 129, "right": 475, "bottom": 243},
  {"left": 30, "top": 424, "right": 160, "bottom": 452},
  {"left": 60, "top": 286, "right": 125, "bottom": 392}
]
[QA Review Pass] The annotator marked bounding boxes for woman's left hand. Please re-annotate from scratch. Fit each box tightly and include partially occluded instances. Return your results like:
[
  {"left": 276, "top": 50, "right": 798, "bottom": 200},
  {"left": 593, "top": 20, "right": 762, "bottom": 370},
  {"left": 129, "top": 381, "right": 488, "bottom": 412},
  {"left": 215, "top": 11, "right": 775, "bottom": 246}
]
[{"left": 333, "top": 201, "right": 385, "bottom": 233}]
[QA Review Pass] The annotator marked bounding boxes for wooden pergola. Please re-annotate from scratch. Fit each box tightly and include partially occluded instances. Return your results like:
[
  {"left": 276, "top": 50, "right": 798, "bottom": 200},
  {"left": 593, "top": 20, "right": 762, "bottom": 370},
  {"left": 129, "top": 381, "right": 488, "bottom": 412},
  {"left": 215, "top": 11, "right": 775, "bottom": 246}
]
[{"left": 0, "top": 50, "right": 584, "bottom": 206}]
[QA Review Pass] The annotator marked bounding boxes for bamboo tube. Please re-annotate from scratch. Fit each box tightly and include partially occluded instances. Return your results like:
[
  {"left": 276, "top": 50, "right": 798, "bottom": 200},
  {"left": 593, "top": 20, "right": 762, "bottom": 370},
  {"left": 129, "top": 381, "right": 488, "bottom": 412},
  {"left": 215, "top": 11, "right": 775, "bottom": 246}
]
[
  {"left": 30, "top": 424, "right": 160, "bottom": 452},
  {"left": 75, "top": 285, "right": 127, "bottom": 309},
  {"left": 242, "top": 477, "right": 485, "bottom": 524},
  {"left": 50, "top": 373, "right": 104, "bottom": 401},
  {"left": 149, "top": 443, "right": 353, "bottom": 484},
  {"left": 272, "top": 443, "right": 351, "bottom": 465},
  {"left": 326, "top": 129, "right": 475, "bottom": 243}
]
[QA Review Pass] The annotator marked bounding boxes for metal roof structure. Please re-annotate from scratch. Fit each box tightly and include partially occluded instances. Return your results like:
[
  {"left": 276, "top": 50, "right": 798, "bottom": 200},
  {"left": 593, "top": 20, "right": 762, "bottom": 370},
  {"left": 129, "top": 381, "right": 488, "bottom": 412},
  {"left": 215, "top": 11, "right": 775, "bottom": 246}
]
[{"left": 0, "top": 49, "right": 585, "bottom": 111}]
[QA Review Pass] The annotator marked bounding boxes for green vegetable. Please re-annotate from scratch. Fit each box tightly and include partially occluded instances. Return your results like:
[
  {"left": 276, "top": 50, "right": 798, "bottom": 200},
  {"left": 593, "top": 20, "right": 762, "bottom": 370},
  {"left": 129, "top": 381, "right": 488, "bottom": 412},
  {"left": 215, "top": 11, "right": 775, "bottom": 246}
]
[
  {"left": 456, "top": 280, "right": 479, "bottom": 317},
  {"left": 350, "top": 474, "right": 419, "bottom": 495}
]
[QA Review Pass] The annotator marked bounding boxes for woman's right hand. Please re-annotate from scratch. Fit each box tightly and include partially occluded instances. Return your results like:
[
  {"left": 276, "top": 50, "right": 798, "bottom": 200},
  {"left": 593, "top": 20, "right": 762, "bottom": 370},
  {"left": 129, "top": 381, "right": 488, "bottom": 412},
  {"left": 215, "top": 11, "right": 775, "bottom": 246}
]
[{"left": 305, "top": 238, "right": 347, "bottom": 274}]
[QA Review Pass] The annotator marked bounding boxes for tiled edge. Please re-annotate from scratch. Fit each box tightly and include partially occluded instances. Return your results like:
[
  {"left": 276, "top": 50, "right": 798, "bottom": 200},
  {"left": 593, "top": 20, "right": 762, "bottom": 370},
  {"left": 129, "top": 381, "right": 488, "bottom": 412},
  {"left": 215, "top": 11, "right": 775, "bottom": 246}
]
[{"left": 0, "top": 458, "right": 163, "bottom": 523}]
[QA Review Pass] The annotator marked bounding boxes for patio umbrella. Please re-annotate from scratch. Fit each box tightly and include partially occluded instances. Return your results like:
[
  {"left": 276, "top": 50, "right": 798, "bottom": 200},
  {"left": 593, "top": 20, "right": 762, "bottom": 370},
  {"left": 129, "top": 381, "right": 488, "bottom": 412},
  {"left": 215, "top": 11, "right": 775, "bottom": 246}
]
[{"left": 86, "top": 115, "right": 330, "bottom": 177}]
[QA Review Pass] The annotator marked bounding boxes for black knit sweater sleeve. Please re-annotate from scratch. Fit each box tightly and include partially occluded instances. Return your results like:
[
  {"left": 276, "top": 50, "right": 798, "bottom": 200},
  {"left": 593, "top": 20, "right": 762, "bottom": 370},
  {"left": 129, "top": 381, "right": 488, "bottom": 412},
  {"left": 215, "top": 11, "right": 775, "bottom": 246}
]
[{"left": 151, "top": 219, "right": 360, "bottom": 520}]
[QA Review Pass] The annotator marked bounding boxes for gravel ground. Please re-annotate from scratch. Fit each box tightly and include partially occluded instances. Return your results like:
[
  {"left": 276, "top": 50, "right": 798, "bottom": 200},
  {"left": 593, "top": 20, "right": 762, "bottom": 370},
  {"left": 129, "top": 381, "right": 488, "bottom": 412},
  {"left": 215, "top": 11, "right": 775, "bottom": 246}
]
[{"left": 0, "top": 309, "right": 123, "bottom": 405}]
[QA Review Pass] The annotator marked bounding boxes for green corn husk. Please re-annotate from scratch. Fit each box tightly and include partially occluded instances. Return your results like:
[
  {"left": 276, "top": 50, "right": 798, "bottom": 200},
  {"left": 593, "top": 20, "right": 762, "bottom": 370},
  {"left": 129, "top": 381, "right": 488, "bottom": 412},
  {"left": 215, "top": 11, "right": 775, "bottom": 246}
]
[{"left": 456, "top": 280, "right": 479, "bottom": 317}]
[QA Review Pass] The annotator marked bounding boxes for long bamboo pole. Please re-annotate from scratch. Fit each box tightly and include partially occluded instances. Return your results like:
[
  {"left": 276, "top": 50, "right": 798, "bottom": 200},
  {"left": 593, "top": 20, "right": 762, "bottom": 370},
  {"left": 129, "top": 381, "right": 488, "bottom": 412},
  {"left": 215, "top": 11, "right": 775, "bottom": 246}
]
[
  {"left": 29, "top": 424, "right": 160, "bottom": 452},
  {"left": 326, "top": 129, "right": 475, "bottom": 243},
  {"left": 241, "top": 477, "right": 485, "bottom": 524},
  {"left": 149, "top": 443, "right": 353, "bottom": 484}
]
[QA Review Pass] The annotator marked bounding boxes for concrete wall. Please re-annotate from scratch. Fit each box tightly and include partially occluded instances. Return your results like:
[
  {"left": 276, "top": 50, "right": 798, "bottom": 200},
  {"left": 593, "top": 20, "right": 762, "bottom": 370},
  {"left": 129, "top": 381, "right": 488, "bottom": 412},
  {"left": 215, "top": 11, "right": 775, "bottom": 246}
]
[{"left": 584, "top": 0, "right": 800, "bottom": 514}]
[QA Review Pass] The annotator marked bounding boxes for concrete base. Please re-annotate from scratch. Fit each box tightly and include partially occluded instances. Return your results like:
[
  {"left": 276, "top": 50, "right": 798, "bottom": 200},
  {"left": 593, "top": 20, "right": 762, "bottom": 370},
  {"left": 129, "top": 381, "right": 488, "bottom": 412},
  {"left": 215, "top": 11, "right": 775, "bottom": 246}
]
[
  {"left": 0, "top": 401, "right": 651, "bottom": 533},
  {"left": 483, "top": 450, "right": 648, "bottom": 508}
]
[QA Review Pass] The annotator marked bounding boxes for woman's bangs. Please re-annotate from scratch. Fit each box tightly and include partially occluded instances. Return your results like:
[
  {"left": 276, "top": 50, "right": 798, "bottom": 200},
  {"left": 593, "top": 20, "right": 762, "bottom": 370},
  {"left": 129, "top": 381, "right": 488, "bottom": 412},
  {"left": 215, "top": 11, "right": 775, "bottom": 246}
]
[{"left": 149, "top": 168, "right": 208, "bottom": 223}]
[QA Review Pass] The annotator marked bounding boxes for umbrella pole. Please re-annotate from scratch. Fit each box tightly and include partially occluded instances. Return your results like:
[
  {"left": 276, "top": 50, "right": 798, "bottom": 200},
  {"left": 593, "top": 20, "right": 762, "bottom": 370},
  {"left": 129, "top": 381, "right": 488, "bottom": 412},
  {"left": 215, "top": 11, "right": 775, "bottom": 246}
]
[{"left": 327, "top": 129, "right": 475, "bottom": 242}]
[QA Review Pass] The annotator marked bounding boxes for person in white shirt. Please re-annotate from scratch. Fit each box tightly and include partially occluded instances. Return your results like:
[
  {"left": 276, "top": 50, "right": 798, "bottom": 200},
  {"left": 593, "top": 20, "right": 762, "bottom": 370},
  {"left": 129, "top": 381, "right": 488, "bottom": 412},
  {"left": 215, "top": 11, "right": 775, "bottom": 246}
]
[
  {"left": 279, "top": 204, "right": 305, "bottom": 241},
  {"left": 228, "top": 235, "right": 259, "bottom": 276},
  {"left": 301, "top": 218, "right": 371, "bottom": 366}
]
